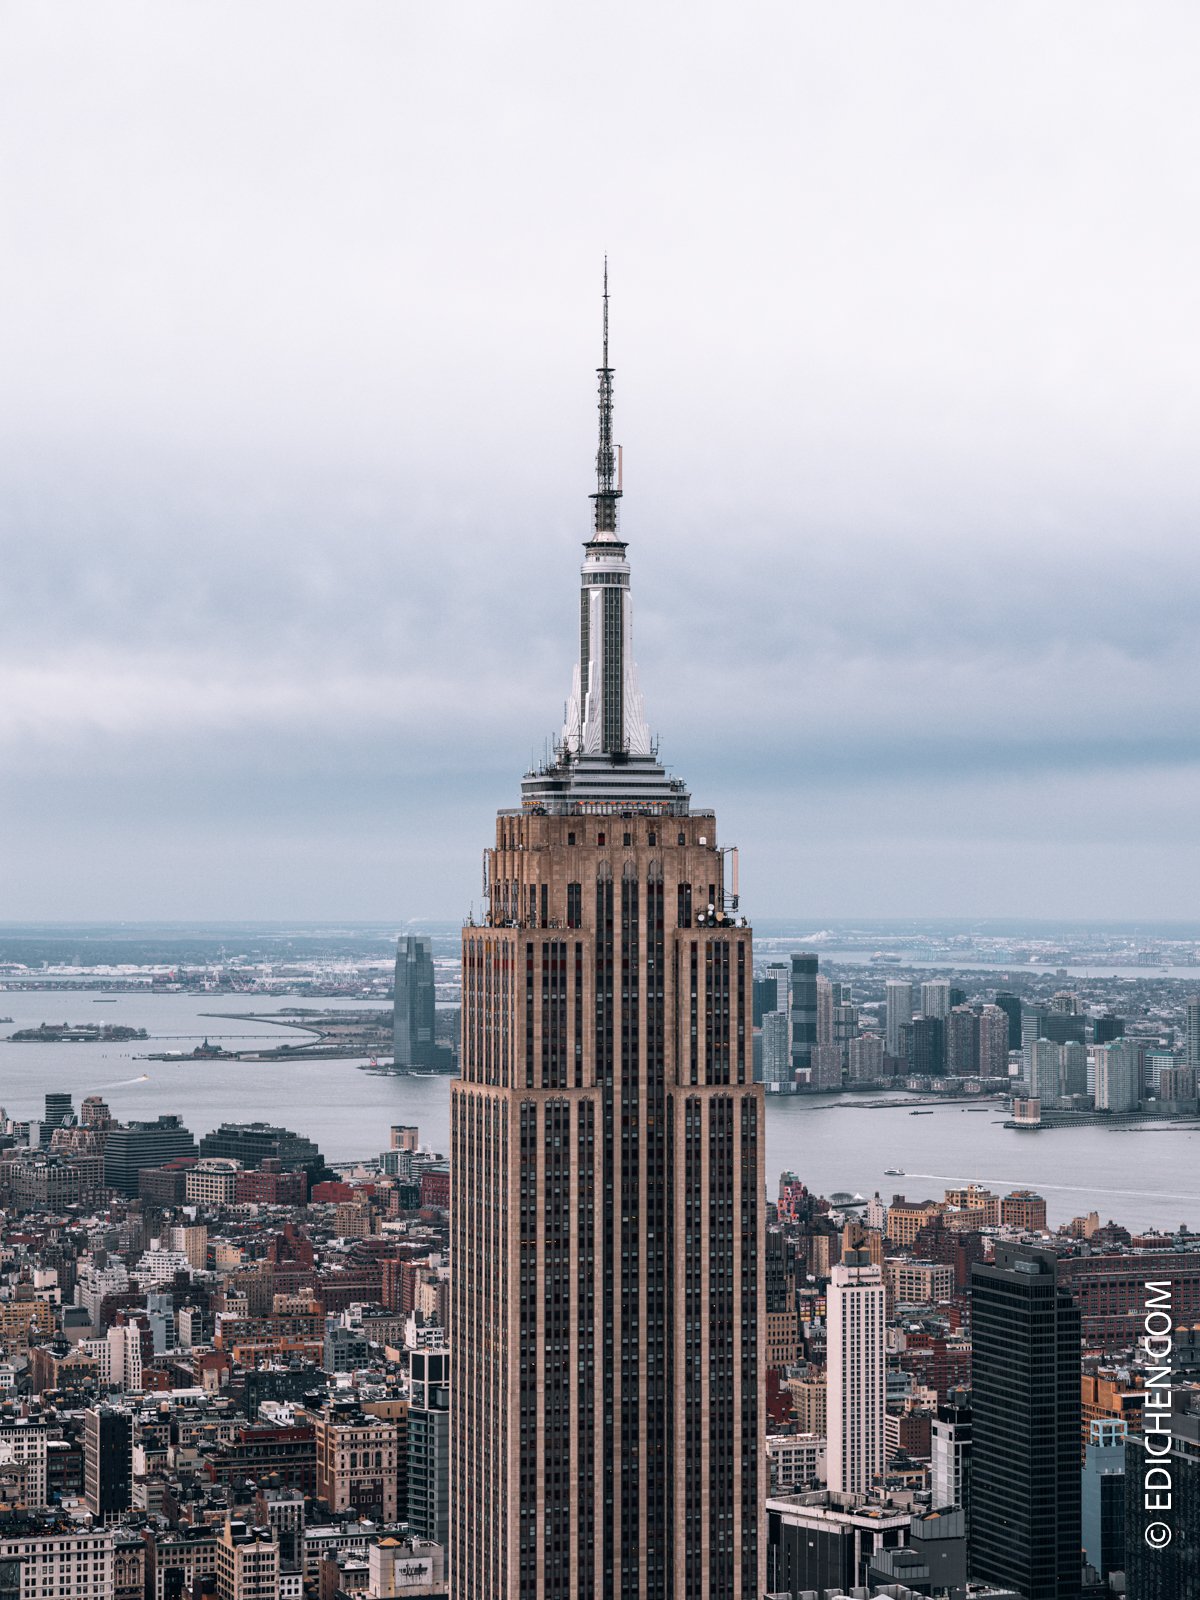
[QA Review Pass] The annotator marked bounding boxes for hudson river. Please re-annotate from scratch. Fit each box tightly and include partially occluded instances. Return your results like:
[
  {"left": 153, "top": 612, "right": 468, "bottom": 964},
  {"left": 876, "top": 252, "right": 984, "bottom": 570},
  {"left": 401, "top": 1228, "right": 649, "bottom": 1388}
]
[{"left": 2, "top": 991, "right": 1198, "bottom": 1232}]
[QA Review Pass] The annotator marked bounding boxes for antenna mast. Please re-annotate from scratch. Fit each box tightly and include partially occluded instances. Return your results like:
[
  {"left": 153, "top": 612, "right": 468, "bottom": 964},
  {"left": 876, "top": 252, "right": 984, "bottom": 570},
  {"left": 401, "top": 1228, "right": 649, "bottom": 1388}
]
[{"left": 591, "top": 257, "right": 621, "bottom": 535}]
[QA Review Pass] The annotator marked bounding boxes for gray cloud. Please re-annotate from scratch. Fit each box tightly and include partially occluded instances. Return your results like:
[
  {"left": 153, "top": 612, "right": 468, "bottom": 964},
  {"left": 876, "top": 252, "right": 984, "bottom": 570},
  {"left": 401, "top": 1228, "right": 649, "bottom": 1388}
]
[{"left": 3, "top": 3, "right": 1200, "bottom": 919}]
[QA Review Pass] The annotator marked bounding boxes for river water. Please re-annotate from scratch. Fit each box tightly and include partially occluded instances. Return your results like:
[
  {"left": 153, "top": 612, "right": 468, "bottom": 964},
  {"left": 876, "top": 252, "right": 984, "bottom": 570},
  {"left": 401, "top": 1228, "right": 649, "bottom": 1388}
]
[{"left": 2, "top": 990, "right": 1197, "bottom": 1232}]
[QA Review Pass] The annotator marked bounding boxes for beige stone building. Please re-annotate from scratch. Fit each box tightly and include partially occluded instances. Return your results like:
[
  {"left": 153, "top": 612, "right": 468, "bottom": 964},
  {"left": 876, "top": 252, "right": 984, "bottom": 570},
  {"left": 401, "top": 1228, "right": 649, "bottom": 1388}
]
[
  {"left": 885, "top": 1195, "right": 943, "bottom": 1247},
  {"left": 215, "top": 1518, "right": 279, "bottom": 1600},
  {"left": 314, "top": 1402, "right": 400, "bottom": 1524}
]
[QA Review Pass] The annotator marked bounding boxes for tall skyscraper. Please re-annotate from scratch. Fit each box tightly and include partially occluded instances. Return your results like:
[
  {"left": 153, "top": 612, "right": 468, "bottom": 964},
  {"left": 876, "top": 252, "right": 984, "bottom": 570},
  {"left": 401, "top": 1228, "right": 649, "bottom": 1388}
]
[
  {"left": 815, "top": 973, "right": 834, "bottom": 1045},
  {"left": 825, "top": 1246, "right": 885, "bottom": 1497},
  {"left": 394, "top": 935, "right": 437, "bottom": 1067},
  {"left": 767, "top": 961, "right": 791, "bottom": 1015},
  {"left": 1030, "top": 1038, "right": 1063, "bottom": 1108},
  {"left": 83, "top": 1406, "right": 133, "bottom": 1523},
  {"left": 848, "top": 1031, "right": 883, "bottom": 1083},
  {"left": 451, "top": 283, "right": 765, "bottom": 1600},
  {"left": 919, "top": 979, "right": 952, "bottom": 1020},
  {"left": 931, "top": 1400, "right": 972, "bottom": 1516},
  {"left": 1124, "top": 1399, "right": 1200, "bottom": 1600},
  {"left": 993, "top": 990, "right": 1023, "bottom": 1052},
  {"left": 884, "top": 979, "right": 913, "bottom": 1059},
  {"left": 790, "top": 952, "right": 819, "bottom": 1075},
  {"left": 762, "top": 1009, "right": 791, "bottom": 1090},
  {"left": 976, "top": 1003, "right": 1009, "bottom": 1078},
  {"left": 408, "top": 1347, "right": 450, "bottom": 1552},
  {"left": 970, "top": 1243, "right": 1082, "bottom": 1600},
  {"left": 1095, "top": 1040, "right": 1140, "bottom": 1112},
  {"left": 910, "top": 1014, "right": 945, "bottom": 1077},
  {"left": 751, "top": 974, "right": 777, "bottom": 1026},
  {"left": 1060, "top": 1039, "right": 1088, "bottom": 1099},
  {"left": 1187, "top": 995, "right": 1200, "bottom": 1069},
  {"left": 1093, "top": 1010, "right": 1125, "bottom": 1047},
  {"left": 832, "top": 999, "right": 858, "bottom": 1051},
  {"left": 946, "top": 1004, "right": 979, "bottom": 1076},
  {"left": 1080, "top": 1419, "right": 1126, "bottom": 1584},
  {"left": 42, "top": 1091, "right": 73, "bottom": 1146}
]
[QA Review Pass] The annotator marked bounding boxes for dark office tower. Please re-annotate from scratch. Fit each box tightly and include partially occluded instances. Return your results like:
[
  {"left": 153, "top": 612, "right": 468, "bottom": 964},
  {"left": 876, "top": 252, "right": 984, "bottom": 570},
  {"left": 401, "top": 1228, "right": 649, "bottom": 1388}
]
[
  {"left": 790, "top": 952, "right": 819, "bottom": 1076},
  {"left": 408, "top": 1348, "right": 450, "bottom": 1552},
  {"left": 1124, "top": 1399, "right": 1200, "bottom": 1599},
  {"left": 451, "top": 280, "right": 764, "bottom": 1600},
  {"left": 948, "top": 985, "right": 967, "bottom": 1008},
  {"left": 910, "top": 1014, "right": 945, "bottom": 1077},
  {"left": 765, "top": 1226, "right": 795, "bottom": 1316},
  {"left": 103, "top": 1115, "right": 197, "bottom": 1196},
  {"left": 394, "top": 935, "right": 437, "bottom": 1067},
  {"left": 970, "top": 1244, "right": 1082, "bottom": 1600},
  {"left": 1040, "top": 1010, "right": 1087, "bottom": 1048},
  {"left": 946, "top": 1005, "right": 979, "bottom": 1076},
  {"left": 199, "top": 1121, "right": 325, "bottom": 1179},
  {"left": 43, "top": 1092, "right": 73, "bottom": 1144},
  {"left": 993, "top": 992, "right": 1023, "bottom": 1053},
  {"left": 83, "top": 1405, "right": 133, "bottom": 1522},
  {"left": 752, "top": 975, "right": 777, "bottom": 1027},
  {"left": 1094, "top": 1012, "right": 1125, "bottom": 1046}
]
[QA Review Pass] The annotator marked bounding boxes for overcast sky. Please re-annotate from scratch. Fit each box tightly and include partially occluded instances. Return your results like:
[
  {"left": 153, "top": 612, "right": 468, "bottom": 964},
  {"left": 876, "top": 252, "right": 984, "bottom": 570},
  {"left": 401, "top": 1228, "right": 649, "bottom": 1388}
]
[{"left": 3, "top": 3, "right": 1200, "bottom": 923}]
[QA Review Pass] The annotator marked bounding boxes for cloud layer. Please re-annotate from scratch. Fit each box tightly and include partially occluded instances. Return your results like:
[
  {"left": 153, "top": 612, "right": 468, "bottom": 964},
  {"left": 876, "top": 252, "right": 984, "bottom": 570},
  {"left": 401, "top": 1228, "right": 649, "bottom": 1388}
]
[{"left": 3, "top": 3, "right": 1200, "bottom": 919}]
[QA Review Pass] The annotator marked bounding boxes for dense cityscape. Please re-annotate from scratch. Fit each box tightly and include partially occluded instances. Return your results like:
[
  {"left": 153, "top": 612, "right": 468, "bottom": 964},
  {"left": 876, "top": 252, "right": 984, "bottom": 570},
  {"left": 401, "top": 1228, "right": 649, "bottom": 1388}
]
[{"left": 1, "top": 928, "right": 1199, "bottom": 1598}]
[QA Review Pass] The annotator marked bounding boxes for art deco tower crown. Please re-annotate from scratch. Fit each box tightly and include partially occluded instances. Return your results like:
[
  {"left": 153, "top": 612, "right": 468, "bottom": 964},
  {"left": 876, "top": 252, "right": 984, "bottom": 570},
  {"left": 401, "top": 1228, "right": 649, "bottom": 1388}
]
[{"left": 522, "top": 266, "right": 687, "bottom": 815}]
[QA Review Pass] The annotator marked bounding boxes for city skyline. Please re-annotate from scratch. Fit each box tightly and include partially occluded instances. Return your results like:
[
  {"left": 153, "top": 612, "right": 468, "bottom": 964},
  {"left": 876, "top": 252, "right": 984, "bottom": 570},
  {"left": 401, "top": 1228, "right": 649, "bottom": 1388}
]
[{"left": 6, "top": 7, "right": 1200, "bottom": 920}]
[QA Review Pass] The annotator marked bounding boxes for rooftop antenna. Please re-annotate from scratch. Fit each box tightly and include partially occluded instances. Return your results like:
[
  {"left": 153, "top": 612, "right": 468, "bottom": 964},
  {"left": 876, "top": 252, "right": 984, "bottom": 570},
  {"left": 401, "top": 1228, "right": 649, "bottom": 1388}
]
[{"left": 591, "top": 257, "right": 621, "bottom": 536}]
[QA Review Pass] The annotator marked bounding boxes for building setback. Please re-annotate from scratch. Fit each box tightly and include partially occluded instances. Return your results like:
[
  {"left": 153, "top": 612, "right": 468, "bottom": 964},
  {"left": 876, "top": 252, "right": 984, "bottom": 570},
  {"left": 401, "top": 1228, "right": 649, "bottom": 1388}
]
[{"left": 450, "top": 280, "right": 765, "bottom": 1600}]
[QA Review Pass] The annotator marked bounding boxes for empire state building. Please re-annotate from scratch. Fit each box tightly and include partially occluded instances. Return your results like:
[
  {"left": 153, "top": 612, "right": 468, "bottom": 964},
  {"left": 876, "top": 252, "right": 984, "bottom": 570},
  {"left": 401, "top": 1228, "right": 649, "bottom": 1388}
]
[{"left": 451, "top": 281, "right": 765, "bottom": 1600}]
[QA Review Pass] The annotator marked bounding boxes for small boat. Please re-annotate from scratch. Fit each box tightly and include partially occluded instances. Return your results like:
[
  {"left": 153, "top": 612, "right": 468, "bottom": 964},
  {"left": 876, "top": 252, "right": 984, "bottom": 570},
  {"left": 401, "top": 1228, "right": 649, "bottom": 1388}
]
[
  {"left": 909, "top": 1109, "right": 933, "bottom": 1115},
  {"left": 884, "top": 1168, "right": 904, "bottom": 1176}
]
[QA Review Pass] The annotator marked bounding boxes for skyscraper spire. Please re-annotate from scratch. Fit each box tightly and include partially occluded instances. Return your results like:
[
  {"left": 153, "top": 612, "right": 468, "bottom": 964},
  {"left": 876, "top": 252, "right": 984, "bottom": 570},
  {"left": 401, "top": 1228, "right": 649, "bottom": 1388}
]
[
  {"left": 524, "top": 273, "right": 684, "bottom": 809},
  {"left": 591, "top": 257, "right": 621, "bottom": 537}
]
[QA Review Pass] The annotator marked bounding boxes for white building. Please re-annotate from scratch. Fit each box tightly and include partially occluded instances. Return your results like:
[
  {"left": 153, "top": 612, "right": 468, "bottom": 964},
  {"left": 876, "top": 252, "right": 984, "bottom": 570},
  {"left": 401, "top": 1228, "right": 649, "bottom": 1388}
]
[
  {"left": 0, "top": 1521, "right": 114, "bottom": 1600},
  {"left": 75, "top": 1262, "right": 129, "bottom": 1326},
  {"left": 920, "top": 980, "right": 952, "bottom": 1020},
  {"left": 825, "top": 1250, "right": 886, "bottom": 1496},
  {"left": 884, "top": 981, "right": 913, "bottom": 1059},
  {"left": 848, "top": 1032, "right": 883, "bottom": 1083},
  {"left": 761, "top": 1010, "right": 791, "bottom": 1091},
  {"left": 931, "top": 1403, "right": 972, "bottom": 1511},
  {"left": 1096, "top": 1041, "right": 1139, "bottom": 1113},
  {"left": 766, "top": 1432, "right": 824, "bottom": 1493},
  {"left": 1187, "top": 996, "right": 1200, "bottom": 1069},
  {"left": 79, "top": 1323, "right": 144, "bottom": 1394},
  {"left": 977, "top": 1004, "right": 1010, "bottom": 1078},
  {"left": 1030, "top": 1038, "right": 1063, "bottom": 1108},
  {"left": 134, "top": 1247, "right": 193, "bottom": 1287},
  {"left": 0, "top": 1416, "right": 48, "bottom": 1506}
]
